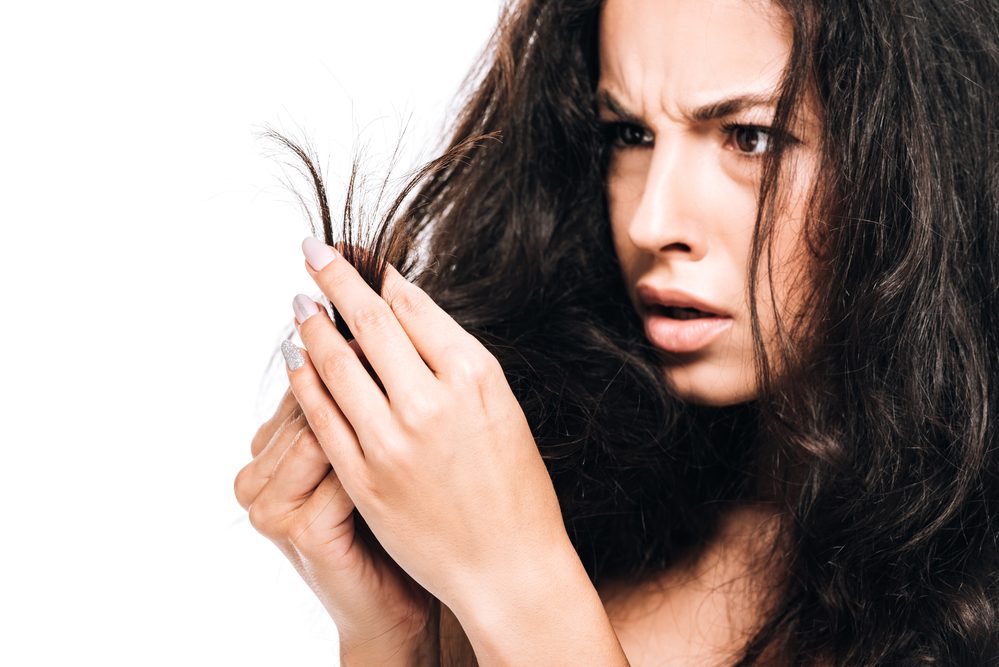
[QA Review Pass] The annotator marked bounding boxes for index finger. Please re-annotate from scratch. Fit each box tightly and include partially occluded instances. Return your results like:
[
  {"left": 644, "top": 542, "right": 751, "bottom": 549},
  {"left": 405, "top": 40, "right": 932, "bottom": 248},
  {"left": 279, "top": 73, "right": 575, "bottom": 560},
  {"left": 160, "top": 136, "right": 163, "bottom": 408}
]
[
  {"left": 306, "top": 238, "right": 484, "bottom": 378},
  {"left": 301, "top": 237, "right": 437, "bottom": 401}
]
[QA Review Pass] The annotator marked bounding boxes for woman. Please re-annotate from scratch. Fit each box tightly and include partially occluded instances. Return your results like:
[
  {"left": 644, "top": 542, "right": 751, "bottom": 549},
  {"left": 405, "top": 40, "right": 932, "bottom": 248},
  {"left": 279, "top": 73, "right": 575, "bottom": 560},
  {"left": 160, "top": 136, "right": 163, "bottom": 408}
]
[{"left": 234, "top": 0, "right": 999, "bottom": 664}]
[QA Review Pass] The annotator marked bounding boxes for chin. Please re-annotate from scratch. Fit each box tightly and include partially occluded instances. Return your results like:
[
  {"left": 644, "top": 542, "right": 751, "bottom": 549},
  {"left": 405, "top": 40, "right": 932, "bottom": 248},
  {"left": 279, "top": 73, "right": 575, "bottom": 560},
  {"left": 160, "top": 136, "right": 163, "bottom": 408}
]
[{"left": 663, "top": 361, "right": 757, "bottom": 406}]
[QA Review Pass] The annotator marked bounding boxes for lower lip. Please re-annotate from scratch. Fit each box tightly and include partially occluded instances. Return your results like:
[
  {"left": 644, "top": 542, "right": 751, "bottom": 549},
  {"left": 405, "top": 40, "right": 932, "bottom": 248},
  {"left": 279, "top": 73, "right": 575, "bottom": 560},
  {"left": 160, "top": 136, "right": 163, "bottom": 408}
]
[{"left": 644, "top": 312, "right": 733, "bottom": 354}]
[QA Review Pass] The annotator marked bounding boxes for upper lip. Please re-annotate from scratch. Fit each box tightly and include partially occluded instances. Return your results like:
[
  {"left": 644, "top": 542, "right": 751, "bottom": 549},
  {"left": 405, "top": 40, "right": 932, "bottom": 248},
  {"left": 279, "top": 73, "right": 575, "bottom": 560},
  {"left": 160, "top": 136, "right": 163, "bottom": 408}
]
[{"left": 635, "top": 282, "right": 730, "bottom": 317}]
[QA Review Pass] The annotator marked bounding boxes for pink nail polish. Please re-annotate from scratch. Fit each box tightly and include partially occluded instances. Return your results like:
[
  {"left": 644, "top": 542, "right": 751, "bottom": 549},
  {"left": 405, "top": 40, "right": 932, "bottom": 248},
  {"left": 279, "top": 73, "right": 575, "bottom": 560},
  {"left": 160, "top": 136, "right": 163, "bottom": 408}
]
[
  {"left": 302, "top": 237, "right": 338, "bottom": 271},
  {"left": 292, "top": 294, "right": 320, "bottom": 324}
]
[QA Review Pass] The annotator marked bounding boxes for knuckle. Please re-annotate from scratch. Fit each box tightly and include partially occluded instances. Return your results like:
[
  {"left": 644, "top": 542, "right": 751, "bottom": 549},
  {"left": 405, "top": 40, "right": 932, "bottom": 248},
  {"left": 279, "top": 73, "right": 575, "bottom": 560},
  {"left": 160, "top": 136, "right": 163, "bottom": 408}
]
[
  {"left": 350, "top": 303, "right": 393, "bottom": 335},
  {"left": 247, "top": 501, "right": 282, "bottom": 538},
  {"left": 319, "top": 350, "right": 354, "bottom": 385},
  {"left": 387, "top": 283, "right": 426, "bottom": 320},
  {"left": 307, "top": 405, "right": 340, "bottom": 436},
  {"left": 480, "top": 349, "right": 505, "bottom": 378},
  {"left": 397, "top": 394, "right": 443, "bottom": 430},
  {"left": 449, "top": 347, "right": 500, "bottom": 385},
  {"left": 233, "top": 465, "right": 259, "bottom": 509},
  {"left": 286, "top": 514, "right": 330, "bottom": 554}
]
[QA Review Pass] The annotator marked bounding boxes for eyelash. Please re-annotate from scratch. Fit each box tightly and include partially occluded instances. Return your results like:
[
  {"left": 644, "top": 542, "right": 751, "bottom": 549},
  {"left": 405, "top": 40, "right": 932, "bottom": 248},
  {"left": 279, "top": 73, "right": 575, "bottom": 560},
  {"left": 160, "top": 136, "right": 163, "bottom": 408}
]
[{"left": 598, "top": 120, "right": 796, "bottom": 158}]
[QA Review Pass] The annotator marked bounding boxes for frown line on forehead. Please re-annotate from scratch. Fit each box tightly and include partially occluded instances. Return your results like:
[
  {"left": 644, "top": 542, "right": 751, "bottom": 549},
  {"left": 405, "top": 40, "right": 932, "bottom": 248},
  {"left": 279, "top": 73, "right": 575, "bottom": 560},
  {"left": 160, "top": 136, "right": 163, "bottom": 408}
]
[{"left": 596, "top": 87, "right": 779, "bottom": 125}]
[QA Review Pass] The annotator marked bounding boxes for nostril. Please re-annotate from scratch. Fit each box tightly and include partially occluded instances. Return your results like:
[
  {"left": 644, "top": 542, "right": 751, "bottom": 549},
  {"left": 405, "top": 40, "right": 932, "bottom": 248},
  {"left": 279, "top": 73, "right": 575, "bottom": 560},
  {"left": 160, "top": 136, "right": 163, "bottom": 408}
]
[{"left": 662, "top": 242, "right": 692, "bottom": 252}]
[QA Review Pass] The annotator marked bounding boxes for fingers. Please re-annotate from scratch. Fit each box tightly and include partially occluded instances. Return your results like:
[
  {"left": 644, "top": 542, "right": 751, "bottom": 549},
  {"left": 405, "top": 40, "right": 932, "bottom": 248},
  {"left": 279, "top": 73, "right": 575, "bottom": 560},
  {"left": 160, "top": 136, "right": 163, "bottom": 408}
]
[
  {"left": 281, "top": 337, "right": 367, "bottom": 483},
  {"left": 259, "top": 428, "right": 331, "bottom": 506},
  {"left": 291, "top": 298, "right": 393, "bottom": 439},
  {"left": 239, "top": 336, "right": 376, "bottom": 513},
  {"left": 238, "top": 379, "right": 358, "bottom": 560},
  {"left": 288, "top": 469, "right": 356, "bottom": 555},
  {"left": 247, "top": 428, "right": 336, "bottom": 538},
  {"left": 247, "top": 431, "right": 358, "bottom": 559},
  {"left": 252, "top": 338, "right": 371, "bottom": 457},
  {"left": 300, "top": 237, "right": 437, "bottom": 402},
  {"left": 251, "top": 386, "right": 301, "bottom": 457},
  {"left": 235, "top": 411, "right": 307, "bottom": 510},
  {"left": 377, "top": 260, "right": 486, "bottom": 380}
]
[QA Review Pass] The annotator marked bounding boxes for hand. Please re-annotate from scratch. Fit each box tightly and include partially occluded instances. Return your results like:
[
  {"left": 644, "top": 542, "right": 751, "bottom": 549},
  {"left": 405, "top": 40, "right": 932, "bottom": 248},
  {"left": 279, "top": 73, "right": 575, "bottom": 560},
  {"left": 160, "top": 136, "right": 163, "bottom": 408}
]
[
  {"left": 283, "top": 237, "right": 575, "bottom": 617},
  {"left": 234, "top": 384, "right": 437, "bottom": 665}
]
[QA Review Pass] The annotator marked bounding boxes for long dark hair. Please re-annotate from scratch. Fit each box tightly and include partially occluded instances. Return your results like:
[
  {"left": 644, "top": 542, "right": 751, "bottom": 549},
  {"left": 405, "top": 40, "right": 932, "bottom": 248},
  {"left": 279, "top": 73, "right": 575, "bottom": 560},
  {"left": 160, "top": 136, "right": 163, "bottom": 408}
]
[{"left": 268, "top": 0, "right": 999, "bottom": 663}]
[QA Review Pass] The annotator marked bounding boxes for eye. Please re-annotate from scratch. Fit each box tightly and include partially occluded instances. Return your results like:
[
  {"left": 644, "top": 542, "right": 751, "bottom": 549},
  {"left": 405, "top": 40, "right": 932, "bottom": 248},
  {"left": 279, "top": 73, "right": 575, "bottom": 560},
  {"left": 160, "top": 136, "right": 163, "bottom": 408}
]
[
  {"left": 600, "top": 121, "right": 654, "bottom": 149},
  {"left": 722, "top": 123, "right": 773, "bottom": 156}
]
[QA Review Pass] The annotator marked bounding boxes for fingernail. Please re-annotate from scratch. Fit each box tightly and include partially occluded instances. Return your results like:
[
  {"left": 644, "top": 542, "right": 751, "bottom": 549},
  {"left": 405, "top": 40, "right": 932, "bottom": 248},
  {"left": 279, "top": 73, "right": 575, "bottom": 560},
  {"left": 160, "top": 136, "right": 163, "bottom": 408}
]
[
  {"left": 302, "top": 237, "right": 338, "bottom": 271},
  {"left": 281, "top": 340, "right": 305, "bottom": 371},
  {"left": 292, "top": 294, "right": 320, "bottom": 324}
]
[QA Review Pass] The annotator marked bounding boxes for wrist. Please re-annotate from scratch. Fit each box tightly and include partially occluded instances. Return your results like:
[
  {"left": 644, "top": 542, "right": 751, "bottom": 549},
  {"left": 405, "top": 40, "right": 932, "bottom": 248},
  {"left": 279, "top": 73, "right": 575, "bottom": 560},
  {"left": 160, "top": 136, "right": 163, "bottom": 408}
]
[{"left": 447, "top": 538, "right": 628, "bottom": 666}]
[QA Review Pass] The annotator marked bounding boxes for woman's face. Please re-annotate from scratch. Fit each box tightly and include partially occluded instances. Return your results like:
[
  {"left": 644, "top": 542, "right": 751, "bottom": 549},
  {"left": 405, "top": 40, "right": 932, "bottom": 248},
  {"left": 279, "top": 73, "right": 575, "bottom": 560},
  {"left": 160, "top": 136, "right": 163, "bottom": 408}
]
[{"left": 599, "top": 0, "right": 820, "bottom": 406}]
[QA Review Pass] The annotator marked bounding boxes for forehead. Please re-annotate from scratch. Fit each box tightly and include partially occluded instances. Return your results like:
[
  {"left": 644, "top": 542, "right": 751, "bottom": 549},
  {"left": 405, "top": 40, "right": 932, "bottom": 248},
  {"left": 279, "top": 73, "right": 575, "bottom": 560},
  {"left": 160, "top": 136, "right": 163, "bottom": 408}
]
[{"left": 598, "top": 0, "right": 792, "bottom": 112}]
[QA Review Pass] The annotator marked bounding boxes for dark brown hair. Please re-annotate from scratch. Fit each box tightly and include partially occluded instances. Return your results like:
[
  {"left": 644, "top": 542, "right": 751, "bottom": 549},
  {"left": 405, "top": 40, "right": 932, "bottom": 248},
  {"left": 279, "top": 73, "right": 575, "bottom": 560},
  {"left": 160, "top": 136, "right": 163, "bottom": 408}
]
[{"left": 268, "top": 0, "right": 999, "bottom": 663}]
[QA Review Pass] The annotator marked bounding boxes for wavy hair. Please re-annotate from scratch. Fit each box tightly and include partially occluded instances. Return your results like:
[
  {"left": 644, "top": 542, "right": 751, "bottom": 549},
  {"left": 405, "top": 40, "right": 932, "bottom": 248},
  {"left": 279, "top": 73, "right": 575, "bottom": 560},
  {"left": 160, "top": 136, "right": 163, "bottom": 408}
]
[{"left": 268, "top": 0, "right": 999, "bottom": 663}]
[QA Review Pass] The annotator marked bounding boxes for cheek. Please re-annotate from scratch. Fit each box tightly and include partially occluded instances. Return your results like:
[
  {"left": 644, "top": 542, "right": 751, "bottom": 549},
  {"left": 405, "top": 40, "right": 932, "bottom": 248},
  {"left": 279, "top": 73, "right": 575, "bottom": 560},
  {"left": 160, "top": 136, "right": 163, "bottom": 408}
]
[{"left": 757, "top": 169, "right": 818, "bottom": 325}]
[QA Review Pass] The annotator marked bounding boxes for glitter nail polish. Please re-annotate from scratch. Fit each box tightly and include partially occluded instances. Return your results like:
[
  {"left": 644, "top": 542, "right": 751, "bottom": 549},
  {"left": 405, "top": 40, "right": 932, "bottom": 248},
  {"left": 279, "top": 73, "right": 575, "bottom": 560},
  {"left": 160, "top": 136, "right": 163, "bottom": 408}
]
[{"left": 281, "top": 340, "right": 305, "bottom": 371}]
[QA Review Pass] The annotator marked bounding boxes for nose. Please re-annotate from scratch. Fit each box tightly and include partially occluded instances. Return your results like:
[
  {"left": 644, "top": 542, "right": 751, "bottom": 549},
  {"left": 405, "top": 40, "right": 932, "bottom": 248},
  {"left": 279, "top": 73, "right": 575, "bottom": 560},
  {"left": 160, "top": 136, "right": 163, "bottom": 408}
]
[{"left": 625, "top": 137, "right": 709, "bottom": 261}]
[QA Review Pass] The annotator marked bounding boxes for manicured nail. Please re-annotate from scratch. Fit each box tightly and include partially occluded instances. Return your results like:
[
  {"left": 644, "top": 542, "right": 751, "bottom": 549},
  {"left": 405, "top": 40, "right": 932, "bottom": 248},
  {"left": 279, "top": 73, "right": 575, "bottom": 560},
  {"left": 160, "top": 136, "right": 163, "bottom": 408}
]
[
  {"left": 292, "top": 294, "right": 319, "bottom": 324},
  {"left": 302, "top": 237, "right": 338, "bottom": 271},
  {"left": 281, "top": 340, "right": 305, "bottom": 371}
]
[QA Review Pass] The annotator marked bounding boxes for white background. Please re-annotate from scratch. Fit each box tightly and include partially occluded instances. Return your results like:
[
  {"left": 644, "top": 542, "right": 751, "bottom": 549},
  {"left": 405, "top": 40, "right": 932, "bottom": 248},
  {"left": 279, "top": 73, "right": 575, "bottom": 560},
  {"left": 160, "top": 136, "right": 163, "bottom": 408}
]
[{"left": 0, "top": 1, "right": 502, "bottom": 664}]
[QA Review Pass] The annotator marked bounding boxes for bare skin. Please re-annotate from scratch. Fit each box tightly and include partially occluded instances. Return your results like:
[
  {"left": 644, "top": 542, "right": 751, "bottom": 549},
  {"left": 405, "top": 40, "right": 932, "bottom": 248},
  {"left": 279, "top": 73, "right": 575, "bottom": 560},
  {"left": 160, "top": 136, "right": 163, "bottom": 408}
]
[
  {"left": 601, "top": 0, "right": 820, "bottom": 406},
  {"left": 239, "top": 0, "right": 819, "bottom": 661},
  {"left": 234, "top": 383, "right": 438, "bottom": 666},
  {"left": 598, "top": 504, "right": 785, "bottom": 666},
  {"left": 242, "top": 388, "right": 782, "bottom": 665},
  {"left": 595, "top": 0, "right": 818, "bottom": 660},
  {"left": 238, "top": 248, "right": 628, "bottom": 665}
]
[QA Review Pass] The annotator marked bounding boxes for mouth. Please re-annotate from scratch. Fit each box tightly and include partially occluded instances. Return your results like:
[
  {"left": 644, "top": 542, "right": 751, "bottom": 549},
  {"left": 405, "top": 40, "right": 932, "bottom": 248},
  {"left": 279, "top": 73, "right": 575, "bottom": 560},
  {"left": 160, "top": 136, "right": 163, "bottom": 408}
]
[
  {"left": 641, "top": 303, "right": 733, "bottom": 354},
  {"left": 634, "top": 283, "right": 733, "bottom": 354},
  {"left": 646, "top": 304, "right": 720, "bottom": 321}
]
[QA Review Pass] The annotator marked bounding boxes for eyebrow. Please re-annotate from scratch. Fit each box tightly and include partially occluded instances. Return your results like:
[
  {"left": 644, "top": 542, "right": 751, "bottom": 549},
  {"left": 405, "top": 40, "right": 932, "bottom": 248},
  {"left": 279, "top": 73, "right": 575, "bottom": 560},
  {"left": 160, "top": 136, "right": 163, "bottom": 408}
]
[{"left": 597, "top": 88, "right": 778, "bottom": 124}]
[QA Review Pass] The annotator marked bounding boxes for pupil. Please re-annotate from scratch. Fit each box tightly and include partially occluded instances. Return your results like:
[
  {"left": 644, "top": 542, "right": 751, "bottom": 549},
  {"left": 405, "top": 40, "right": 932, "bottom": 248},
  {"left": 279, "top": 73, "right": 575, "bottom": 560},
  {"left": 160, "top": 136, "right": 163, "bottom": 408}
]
[
  {"left": 622, "top": 125, "right": 645, "bottom": 145},
  {"left": 735, "top": 128, "right": 760, "bottom": 153}
]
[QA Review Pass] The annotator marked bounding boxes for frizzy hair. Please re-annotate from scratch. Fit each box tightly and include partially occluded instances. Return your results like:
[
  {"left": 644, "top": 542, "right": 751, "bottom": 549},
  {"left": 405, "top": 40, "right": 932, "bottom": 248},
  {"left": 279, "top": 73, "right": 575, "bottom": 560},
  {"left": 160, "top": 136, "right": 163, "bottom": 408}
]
[{"left": 266, "top": 0, "right": 999, "bottom": 663}]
